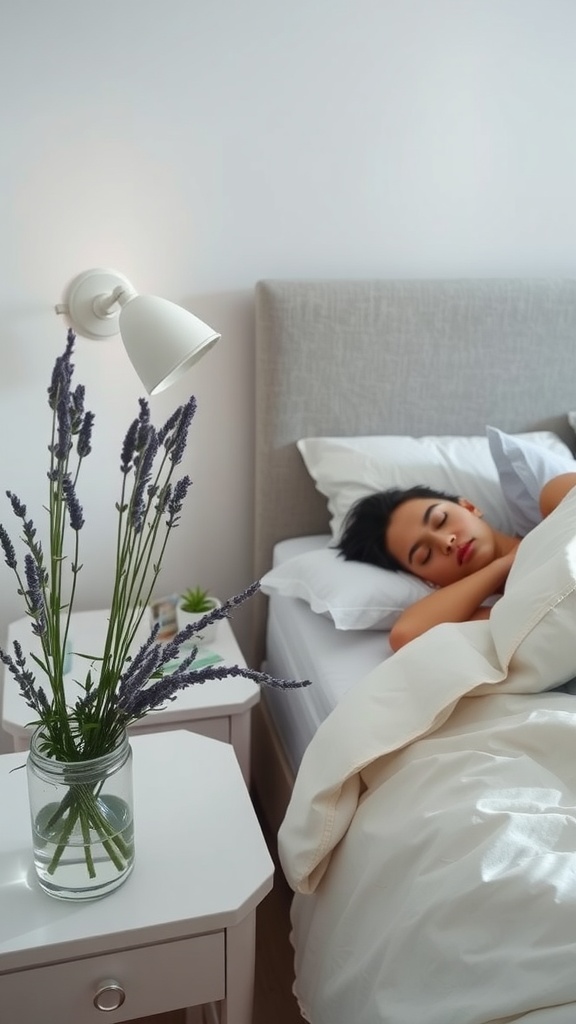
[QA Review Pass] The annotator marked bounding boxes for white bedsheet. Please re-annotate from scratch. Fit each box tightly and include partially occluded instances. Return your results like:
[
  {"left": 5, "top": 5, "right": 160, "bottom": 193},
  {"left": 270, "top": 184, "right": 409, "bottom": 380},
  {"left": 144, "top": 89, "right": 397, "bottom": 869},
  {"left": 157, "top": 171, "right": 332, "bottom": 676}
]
[{"left": 263, "top": 535, "right": 392, "bottom": 772}]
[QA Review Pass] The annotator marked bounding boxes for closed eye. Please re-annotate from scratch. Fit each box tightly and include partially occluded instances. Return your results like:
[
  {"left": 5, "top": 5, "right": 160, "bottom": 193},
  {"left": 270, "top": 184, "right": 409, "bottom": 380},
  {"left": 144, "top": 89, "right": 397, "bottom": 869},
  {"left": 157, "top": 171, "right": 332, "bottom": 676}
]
[
  {"left": 407, "top": 504, "right": 448, "bottom": 566},
  {"left": 409, "top": 509, "right": 448, "bottom": 566},
  {"left": 432, "top": 511, "right": 447, "bottom": 528}
]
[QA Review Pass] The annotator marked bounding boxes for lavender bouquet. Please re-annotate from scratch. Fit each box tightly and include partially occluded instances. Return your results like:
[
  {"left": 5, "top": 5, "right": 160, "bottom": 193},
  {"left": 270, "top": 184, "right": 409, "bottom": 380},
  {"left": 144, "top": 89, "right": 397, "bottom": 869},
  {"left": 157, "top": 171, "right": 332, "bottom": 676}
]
[{"left": 0, "top": 330, "right": 308, "bottom": 888}]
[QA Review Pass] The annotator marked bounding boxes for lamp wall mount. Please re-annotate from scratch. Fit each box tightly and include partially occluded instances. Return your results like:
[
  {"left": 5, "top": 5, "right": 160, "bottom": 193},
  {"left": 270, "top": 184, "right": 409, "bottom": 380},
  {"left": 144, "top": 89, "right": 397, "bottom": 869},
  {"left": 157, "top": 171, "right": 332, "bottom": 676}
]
[{"left": 55, "top": 269, "right": 137, "bottom": 340}]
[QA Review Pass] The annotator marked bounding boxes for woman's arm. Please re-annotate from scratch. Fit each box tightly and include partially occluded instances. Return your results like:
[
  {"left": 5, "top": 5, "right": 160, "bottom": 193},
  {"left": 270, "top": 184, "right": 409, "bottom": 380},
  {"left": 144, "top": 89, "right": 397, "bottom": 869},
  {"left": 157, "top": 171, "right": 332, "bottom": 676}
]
[
  {"left": 539, "top": 472, "right": 576, "bottom": 518},
  {"left": 389, "top": 550, "right": 516, "bottom": 652}
]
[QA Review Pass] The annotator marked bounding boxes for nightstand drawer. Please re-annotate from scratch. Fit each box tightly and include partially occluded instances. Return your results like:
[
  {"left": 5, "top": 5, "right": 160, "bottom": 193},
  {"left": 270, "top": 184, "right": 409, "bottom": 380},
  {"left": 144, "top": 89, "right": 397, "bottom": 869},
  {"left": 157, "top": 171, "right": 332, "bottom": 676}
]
[{"left": 1, "top": 932, "right": 225, "bottom": 1024}]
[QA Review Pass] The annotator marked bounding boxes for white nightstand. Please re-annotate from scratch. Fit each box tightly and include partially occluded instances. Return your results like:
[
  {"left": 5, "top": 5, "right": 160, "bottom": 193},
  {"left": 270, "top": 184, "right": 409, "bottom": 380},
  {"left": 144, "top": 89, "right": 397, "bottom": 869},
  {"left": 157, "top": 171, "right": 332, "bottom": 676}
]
[
  {"left": 1, "top": 611, "right": 260, "bottom": 784},
  {"left": 0, "top": 730, "right": 274, "bottom": 1024}
]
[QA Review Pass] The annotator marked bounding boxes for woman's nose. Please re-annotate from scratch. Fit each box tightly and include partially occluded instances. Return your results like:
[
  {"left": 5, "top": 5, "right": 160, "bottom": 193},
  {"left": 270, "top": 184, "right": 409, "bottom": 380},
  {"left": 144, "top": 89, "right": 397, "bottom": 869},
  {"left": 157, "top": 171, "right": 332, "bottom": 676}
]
[{"left": 442, "top": 533, "right": 457, "bottom": 554}]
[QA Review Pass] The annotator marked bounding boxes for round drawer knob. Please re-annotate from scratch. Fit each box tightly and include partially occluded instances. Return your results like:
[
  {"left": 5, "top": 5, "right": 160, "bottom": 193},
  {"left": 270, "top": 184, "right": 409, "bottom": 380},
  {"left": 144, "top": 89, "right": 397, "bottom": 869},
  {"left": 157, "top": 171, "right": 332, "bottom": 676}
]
[{"left": 93, "top": 981, "right": 126, "bottom": 1012}]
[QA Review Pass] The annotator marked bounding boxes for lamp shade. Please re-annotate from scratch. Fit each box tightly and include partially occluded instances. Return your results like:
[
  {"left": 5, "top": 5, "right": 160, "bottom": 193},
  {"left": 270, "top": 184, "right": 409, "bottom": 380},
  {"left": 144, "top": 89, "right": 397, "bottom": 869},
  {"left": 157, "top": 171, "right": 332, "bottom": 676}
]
[
  {"left": 119, "top": 295, "right": 220, "bottom": 395},
  {"left": 57, "top": 269, "right": 221, "bottom": 394}
]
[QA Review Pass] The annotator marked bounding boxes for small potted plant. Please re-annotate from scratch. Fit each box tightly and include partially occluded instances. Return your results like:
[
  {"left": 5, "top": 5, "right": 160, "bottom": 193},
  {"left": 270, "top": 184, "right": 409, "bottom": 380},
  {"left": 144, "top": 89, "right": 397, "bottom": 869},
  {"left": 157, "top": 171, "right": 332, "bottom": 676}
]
[{"left": 177, "top": 586, "right": 222, "bottom": 642}]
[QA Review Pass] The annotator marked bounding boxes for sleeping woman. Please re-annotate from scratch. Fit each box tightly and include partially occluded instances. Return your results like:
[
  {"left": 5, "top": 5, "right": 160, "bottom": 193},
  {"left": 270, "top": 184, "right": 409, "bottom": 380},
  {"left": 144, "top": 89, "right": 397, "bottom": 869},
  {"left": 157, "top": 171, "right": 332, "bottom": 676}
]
[{"left": 337, "top": 472, "right": 576, "bottom": 653}]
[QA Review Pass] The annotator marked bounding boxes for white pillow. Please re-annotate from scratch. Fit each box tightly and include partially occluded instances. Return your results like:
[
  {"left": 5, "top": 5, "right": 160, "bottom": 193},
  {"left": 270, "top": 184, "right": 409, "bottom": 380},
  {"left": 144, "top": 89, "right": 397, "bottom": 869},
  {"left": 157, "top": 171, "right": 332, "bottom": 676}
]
[
  {"left": 297, "top": 431, "right": 572, "bottom": 542},
  {"left": 486, "top": 425, "right": 575, "bottom": 537},
  {"left": 260, "top": 544, "right": 430, "bottom": 631}
]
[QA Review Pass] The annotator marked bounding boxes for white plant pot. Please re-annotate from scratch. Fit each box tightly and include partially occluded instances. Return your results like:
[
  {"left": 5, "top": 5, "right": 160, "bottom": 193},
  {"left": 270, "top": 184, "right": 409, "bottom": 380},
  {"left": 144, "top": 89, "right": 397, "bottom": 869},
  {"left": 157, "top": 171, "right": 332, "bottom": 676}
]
[{"left": 176, "top": 598, "right": 221, "bottom": 644}]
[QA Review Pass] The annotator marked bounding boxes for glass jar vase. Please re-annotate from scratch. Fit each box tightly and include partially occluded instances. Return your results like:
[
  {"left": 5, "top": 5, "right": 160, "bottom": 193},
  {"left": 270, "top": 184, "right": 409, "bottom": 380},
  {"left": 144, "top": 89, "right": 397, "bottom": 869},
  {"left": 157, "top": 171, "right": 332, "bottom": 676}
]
[{"left": 26, "top": 728, "right": 134, "bottom": 900}]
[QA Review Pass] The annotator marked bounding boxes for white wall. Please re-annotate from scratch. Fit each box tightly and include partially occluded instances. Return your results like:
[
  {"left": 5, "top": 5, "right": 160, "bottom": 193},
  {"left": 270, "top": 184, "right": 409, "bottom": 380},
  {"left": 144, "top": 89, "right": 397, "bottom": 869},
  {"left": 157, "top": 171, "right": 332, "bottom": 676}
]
[{"left": 1, "top": 0, "right": 575, "bottom": 750}]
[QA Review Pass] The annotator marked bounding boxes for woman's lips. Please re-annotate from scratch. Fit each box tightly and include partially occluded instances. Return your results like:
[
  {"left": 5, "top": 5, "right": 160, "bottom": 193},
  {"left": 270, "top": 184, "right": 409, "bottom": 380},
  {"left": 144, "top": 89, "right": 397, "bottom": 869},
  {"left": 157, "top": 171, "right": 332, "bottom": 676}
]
[{"left": 457, "top": 540, "right": 474, "bottom": 565}]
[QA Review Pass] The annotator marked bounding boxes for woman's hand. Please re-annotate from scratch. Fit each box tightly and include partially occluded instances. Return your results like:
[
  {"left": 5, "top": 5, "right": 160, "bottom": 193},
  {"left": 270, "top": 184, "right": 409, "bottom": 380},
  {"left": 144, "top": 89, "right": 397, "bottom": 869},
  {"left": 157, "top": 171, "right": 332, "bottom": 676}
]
[{"left": 491, "top": 546, "right": 519, "bottom": 589}]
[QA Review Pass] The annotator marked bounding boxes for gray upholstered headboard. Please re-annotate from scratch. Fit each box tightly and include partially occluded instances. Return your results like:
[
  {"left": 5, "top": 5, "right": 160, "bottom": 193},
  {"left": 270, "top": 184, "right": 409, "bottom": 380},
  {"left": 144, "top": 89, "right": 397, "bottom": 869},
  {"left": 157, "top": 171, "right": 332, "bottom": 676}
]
[{"left": 252, "top": 278, "right": 576, "bottom": 662}]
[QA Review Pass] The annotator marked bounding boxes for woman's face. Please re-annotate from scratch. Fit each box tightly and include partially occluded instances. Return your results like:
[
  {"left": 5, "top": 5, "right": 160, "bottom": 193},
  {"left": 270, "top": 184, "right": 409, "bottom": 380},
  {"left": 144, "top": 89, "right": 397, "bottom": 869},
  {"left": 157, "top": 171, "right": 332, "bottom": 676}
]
[{"left": 385, "top": 497, "right": 498, "bottom": 587}]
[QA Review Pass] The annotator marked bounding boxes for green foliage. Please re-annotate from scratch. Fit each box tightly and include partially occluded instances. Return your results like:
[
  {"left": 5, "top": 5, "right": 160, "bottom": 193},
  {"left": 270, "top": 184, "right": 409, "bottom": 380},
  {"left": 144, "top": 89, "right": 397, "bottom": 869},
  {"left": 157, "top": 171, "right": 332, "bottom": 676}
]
[{"left": 180, "top": 586, "right": 216, "bottom": 613}]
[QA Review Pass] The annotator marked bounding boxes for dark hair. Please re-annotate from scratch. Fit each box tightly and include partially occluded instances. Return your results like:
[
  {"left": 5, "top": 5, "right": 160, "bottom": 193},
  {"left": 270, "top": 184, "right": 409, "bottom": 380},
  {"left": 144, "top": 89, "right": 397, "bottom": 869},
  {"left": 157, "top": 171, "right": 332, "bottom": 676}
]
[{"left": 337, "top": 485, "right": 461, "bottom": 571}]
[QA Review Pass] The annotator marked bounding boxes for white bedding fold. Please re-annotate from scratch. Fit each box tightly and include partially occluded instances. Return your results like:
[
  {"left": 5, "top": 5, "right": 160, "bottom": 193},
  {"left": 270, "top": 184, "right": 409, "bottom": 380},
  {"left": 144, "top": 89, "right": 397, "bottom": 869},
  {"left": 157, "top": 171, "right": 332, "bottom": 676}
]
[
  {"left": 279, "top": 620, "right": 506, "bottom": 893},
  {"left": 288, "top": 690, "right": 576, "bottom": 1024}
]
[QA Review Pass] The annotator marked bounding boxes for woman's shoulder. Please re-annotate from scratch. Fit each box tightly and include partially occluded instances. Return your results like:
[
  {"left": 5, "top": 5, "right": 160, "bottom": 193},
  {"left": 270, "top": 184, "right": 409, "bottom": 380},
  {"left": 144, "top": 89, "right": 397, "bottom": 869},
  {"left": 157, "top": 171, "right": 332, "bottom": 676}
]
[{"left": 539, "top": 472, "right": 576, "bottom": 518}]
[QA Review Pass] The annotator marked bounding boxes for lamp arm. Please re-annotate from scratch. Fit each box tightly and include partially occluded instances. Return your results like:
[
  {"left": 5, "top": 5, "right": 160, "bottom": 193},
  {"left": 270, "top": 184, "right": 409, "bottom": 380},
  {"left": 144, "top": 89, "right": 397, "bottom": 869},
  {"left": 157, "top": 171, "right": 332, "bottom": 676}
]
[{"left": 93, "top": 285, "right": 136, "bottom": 318}]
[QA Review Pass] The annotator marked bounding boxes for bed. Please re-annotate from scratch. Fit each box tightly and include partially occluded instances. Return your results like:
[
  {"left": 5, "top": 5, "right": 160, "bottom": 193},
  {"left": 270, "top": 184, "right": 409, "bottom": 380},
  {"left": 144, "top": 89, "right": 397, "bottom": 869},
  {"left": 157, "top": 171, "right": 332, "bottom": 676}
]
[{"left": 251, "top": 278, "right": 576, "bottom": 1024}]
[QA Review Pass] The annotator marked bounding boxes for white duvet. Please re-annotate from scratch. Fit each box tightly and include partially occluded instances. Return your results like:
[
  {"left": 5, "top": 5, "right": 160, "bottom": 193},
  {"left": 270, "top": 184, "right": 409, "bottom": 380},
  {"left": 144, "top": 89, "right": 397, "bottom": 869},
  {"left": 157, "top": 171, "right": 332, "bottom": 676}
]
[{"left": 278, "top": 487, "right": 576, "bottom": 1024}]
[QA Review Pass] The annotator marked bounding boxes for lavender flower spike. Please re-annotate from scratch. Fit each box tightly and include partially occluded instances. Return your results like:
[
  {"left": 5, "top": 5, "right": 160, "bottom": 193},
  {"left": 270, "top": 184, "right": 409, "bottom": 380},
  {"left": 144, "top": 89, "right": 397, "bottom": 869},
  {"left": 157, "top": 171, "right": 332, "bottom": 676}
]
[
  {"left": 116, "top": 624, "right": 162, "bottom": 705},
  {"left": 117, "top": 645, "right": 164, "bottom": 711},
  {"left": 70, "top": 383, "right": 85, "bottom": 433},
  {"left": 119, "top": 661, "right": 312, "bottom": 722},
  {"left": 6, "top": 491, "right": 27, "bottom": 519},
  {"left": 157, "top": 404, "right": 184, "bottom": 446},
  {"left": 120, "top": 417, "right": 139, "bottom": 474},
  {"left": 166, "top": 475, "right": 192, "bottom": 526},
  {"left": 62, "top": 475, "right": 85, "bottom": 531},
  {"left": 0, "top": 645, "right": 46, "bottom": 716},
  {"left": 24, "top": 553, "right": 46, "bottom": 634},
  {"left": 134, "top": 399, "right": 151, "bottom": 457},
  {"left": 0, "top": 524, "right": 17, "bottom": 569},
  {"left": 77, "top": 409, "right": 95, "bottom": 458},
  {"left": 54, "top": 394, "right": 72, "bottom": 461},
  {"left": 47, "top": 330, "right": 75, "bottom": 410},
  {"left": 130, "top": 428, "right": 159, "bottom": 533},
  {"left": 167, "top": 396, "right": 197, "bottom": 465}
]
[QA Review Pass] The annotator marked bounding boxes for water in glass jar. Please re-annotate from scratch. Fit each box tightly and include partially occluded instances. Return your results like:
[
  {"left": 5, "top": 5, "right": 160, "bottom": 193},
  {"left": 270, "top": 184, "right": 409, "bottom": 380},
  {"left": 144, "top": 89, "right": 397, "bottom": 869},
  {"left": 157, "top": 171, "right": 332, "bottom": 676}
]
[{"left": 32, "top": 794, "right": 134, "bottom": 900}]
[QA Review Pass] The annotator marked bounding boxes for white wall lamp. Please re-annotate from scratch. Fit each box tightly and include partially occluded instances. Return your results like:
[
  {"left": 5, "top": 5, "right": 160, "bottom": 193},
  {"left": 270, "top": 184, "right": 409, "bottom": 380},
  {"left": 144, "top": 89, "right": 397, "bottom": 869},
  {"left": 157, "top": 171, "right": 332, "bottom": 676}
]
[{"left": 55, "top": 268, "right": 220, "bottom": 395}]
